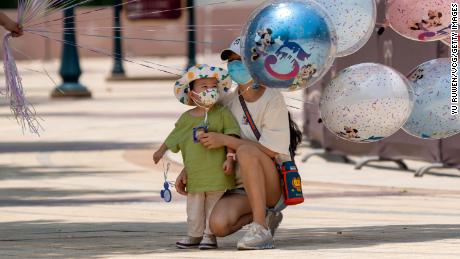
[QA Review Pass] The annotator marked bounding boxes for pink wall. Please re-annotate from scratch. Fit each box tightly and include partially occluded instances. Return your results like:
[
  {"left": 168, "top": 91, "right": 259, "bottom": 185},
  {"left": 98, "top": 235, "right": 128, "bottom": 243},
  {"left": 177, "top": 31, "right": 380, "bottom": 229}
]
[{"left": 0, "top": 3, "right": 258, "bottom": 60}]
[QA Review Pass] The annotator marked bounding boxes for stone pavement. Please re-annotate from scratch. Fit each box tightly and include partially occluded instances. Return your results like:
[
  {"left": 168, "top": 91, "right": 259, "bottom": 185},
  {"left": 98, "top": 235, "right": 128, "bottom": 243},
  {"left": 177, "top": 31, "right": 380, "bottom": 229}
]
[{"left": 0, "top": 57, "right": 460, "bottom": 258}]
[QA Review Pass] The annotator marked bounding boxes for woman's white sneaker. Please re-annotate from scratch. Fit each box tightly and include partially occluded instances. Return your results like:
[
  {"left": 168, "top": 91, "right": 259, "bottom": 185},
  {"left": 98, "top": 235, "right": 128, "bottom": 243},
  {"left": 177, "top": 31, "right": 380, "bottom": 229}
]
[
  {"left": 237, "top": 222, "right": 275, "bottom": 250},
  {"left": 266, "top": 211, "right": 283, "bottom": 237}
]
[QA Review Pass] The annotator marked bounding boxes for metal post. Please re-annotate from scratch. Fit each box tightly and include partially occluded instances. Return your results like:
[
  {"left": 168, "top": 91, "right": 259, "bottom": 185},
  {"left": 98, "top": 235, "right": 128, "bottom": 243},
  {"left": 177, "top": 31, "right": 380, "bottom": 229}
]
[
  {"left": 52, "top": 7, "right": 91, "bottom": 98},
  {"left": 186, "top": 0, "right": 196, "bottom": 69},
  {"left": 111, "top": 0, "right": 126, "bottom": 78}
]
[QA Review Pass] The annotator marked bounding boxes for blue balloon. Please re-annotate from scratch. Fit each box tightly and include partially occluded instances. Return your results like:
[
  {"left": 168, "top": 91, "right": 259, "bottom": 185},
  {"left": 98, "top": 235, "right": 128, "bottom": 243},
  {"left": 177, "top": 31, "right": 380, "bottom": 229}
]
[
  {"left": 403, "top": 58, "right": 460, "bottom": 139},
  {"left": 241, "top": 0, "right": 337, "bottom": 91}
]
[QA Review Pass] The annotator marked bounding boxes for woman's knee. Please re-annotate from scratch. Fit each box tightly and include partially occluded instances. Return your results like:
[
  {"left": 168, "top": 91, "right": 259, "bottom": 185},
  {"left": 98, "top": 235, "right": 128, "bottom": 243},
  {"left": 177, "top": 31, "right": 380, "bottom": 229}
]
[
  {"left": 209, "top": 194, "right": 252, "bottom": 237},
  {"left": 209, "top": 211, "right": 232, "bottom": 237},
  {"left": 236, "top": 145, "right": 260, "bottom": 164}
]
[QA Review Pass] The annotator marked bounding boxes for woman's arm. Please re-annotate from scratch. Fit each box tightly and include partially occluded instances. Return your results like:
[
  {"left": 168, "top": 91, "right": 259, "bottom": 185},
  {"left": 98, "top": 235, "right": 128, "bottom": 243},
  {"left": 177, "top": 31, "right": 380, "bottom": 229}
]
[
  {"left": 227, "top": 135, "right": 278, "bottom": 158},
  {"left": 200, "top": 132, "right": 278, "bottom": 159}
]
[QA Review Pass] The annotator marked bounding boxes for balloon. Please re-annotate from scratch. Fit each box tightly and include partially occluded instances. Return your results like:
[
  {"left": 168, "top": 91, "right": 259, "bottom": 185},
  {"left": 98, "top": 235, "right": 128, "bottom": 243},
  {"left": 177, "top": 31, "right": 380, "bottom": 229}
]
[
  {"left": 387, "top": 0, "right": 451, "bottom": 42},
  {"left": 315, "top": 0, "right": 377, "bottom": 57},
  {"left": 403, "top": 58, "right": 460, "bottom": 139},
  {"left": 320, "top": 63, "right": 414, "bottom": 143},
  {"left": 241, "top": 0, "right": 337, "bottom": 92}
]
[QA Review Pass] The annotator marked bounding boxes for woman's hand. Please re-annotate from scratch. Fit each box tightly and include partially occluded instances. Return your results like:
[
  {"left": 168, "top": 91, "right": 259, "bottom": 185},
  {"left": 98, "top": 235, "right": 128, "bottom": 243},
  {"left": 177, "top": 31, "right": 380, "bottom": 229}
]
[
  {"left": 8, "top": 23, "right": 23, "bottom": 37},
  {"left": 222, "top": 159, "right": 234, "bottom": 175},
  {"left": 0, "top": 15, "right": 23, "bottom": 37},
  {"left": 200, "top": 132, "right": 226, "bottom": 149},
  {"left": 175, "top": 168, "right": 187, "bottom": 196}
]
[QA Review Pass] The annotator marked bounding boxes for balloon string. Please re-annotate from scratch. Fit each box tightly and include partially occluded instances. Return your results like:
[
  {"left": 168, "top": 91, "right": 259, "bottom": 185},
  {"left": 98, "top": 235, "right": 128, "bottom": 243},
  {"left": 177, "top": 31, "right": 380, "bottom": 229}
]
[
  {"left": 29, "top": 23, "right": 243, "bottom": 31},
  {"left": 28, "top": 0, "right": 248, "bottom": 28},
  {"left": 27, "top": 26, "right": 242, "bottom": 33},
  {"left": 28, "top": 31, "right": 183, "bottom": 76},
  {"left": 26, "top": 39, "right": 306, "bottom": 111},
  {"left": 38, "top": 31, "right": 185, "bottom": 73},
  {"left": 25, "top": 0, "right": 120, "bottom": 27},
  {"left": 30, "top": 32, "right": 183, "bottom": 76},
  {"left": 14, "top": 36, "right": 306, "bottom": 110},
  {"left": 24, "top": 0, "right": 94, "bottom": 26},
  {"left": 26, "top": 29, "right": 225, "bottom": 45},
  {"left": 2, "top": 33, "right": 44, "bottom": 135},
  {"left": 9, "top": 45, "right": 59, "bottom": 89}
]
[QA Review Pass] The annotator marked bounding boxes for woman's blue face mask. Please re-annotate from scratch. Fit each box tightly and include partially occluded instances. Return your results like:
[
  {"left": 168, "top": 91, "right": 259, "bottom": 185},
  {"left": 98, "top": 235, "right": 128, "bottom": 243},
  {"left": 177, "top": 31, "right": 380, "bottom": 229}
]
[{"left": 227, "top": 60, "right": 252, "bottom": 85}]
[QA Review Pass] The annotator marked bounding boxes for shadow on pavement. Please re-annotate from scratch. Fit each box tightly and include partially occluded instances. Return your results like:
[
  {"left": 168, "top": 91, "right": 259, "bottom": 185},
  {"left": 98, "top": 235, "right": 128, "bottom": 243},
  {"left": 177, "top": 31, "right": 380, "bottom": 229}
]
[
  {"left": 275, "top": 225, "right": 460, "bottom": 250},
  {"left": 1, "top": 221, "right": 459, "bottom": 257},
  {"left": 0, "top": 142, "right": 152, "bottom": 153},
  {"left": 0, "top": 187, "right": 147, "bottom": 199},
  {"left": 364, "top": 164, "right": 460, "bottom": 178},
  {"left": 0, "top": 164, "right": 131, "bottom": 180}
]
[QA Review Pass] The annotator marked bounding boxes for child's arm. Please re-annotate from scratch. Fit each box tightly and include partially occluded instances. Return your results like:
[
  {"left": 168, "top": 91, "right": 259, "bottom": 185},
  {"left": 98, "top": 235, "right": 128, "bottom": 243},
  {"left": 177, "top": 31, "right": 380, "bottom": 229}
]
[
  {"left": 153, "top": 143, "right": 168, "bottom": 164},
  {"left": 155, "top": 117, "right": 183, "bottom": 164},
  {"left": 0, "top": 12, "right": 23, "bottom": 37}
]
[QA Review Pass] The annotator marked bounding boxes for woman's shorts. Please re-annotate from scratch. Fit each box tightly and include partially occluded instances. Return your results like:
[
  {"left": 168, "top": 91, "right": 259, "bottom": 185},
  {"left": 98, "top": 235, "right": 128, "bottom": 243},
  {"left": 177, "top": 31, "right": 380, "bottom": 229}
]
[{"left": 224, "top": 187, "right": 286, "bottom": 213}]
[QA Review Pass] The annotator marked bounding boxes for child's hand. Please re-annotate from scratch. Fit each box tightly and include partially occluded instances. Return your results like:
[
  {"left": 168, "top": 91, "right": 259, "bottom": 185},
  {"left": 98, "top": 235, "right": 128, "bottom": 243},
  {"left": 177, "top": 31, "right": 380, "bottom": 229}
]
[
  {"left": 175, "top": 168, "right": 188, "bottom": 196},
  {"left": 153, "top": 149, "right": 165, "bottom": 164},
  {"left": 223, "top": 159, "right": 234, "bottom": 175},
  {"left": 153, "top": 143, "right": 168, "bottom": 164}
]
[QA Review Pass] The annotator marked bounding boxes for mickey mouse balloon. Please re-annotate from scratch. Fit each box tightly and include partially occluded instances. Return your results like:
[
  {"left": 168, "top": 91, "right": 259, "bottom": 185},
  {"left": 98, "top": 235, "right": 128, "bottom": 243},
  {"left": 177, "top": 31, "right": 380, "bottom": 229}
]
[
  {"left": 403, "top": 58, "right": 460, "bottom": 139},
  {"left": 320, "top": 63, "right": 414, "bottom": 143},
  {"left": 241, "top": 0, "right": 337, "bottom": 91},
  {"left": 315, "top": 0, "right": 377, "bottom": 57},
  {"left": 387, "top": 0, "right": 451, "bottom": 42}
]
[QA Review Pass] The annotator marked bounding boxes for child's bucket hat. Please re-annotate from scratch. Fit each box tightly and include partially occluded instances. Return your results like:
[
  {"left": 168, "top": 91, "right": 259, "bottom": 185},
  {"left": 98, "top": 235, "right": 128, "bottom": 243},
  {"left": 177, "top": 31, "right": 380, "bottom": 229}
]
[{"left": 174, "top": 64, "right": 233, "bottom": 105}]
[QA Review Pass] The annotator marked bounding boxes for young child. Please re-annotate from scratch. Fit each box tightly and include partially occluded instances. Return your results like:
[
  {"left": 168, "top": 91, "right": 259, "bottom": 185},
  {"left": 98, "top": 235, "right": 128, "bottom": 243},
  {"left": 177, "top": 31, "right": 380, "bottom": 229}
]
[
  {"left": 153, "top": 64, "right": 240, "bottom": 250},
  {"left": 0, "top": 12, "right": 23, "bottom": 37}
]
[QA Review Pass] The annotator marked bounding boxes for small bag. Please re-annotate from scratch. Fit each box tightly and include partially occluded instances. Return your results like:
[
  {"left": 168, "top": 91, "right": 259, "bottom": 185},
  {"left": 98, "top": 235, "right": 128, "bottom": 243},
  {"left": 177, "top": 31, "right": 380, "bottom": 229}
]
[
  {"left": 277, "top": 160, "right": 304, "bottom": 205},
  {"left": 239, "top": 95, "right": 304, "bottom": 206}
]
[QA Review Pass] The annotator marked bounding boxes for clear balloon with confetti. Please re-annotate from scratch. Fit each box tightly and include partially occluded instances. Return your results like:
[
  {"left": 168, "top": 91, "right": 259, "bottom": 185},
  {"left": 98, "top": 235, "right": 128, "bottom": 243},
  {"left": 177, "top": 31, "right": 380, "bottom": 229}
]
[
  {"left": 315, "top": 0, "right": 377, "bottom": 57},
  {"left": 386, "top": 0, "right": 451, "bottom": 42},
  {"left": 403, "top": 58, "right": 460, "bottom": 139},
  {"left": 241, "top": 0, "right": 337, "bottom": 92},
  {"left": 320, "top": 63, "right": 414, "bottom": 143}
]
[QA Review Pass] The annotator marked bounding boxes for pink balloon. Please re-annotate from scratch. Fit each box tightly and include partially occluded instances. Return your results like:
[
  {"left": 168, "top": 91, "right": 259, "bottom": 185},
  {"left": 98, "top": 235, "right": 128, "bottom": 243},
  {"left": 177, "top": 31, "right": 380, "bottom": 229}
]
[{"left": 387, "top": 0, "right": 452, "bottom": 42}]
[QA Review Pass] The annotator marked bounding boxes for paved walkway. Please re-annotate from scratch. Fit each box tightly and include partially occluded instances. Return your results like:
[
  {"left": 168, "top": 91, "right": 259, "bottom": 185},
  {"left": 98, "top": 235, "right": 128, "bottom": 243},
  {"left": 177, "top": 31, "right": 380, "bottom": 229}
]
[{"left": 0, "top": 57, "right": 460, "bottom": 258}]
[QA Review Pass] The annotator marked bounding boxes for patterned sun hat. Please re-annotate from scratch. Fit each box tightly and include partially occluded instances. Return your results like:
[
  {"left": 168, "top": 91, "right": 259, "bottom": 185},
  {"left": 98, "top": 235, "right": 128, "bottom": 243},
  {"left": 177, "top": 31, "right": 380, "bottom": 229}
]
[{"left": 174, "top": 64, "right": 233, "bottom": 106}]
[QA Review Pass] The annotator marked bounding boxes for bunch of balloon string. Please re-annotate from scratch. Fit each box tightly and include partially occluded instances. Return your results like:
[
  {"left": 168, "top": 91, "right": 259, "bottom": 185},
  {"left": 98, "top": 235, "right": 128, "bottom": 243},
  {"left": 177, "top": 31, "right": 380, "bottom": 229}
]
[
  {"left": 2, "top": 0, "right": 456, "bottom": 140},
  {"left": 2, "top": 0, "right": 249, "bottom": 135}
]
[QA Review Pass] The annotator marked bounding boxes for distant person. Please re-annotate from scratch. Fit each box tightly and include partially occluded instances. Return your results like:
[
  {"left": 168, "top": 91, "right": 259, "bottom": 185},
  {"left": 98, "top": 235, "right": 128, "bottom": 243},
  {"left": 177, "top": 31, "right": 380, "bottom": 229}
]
[
  {"left": 0, "top": 12, "right": 23, "bottom": 37},
  {"left": 152, "top": 64, "right": 240, "bottom": 249}
]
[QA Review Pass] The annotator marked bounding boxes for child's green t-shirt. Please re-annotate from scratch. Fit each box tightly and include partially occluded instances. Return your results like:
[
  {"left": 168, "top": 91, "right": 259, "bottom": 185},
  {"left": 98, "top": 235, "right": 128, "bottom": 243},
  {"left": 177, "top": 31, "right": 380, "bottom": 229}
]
[{"left": 164, "top": 105, "right": 240, "bottom": 193}]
